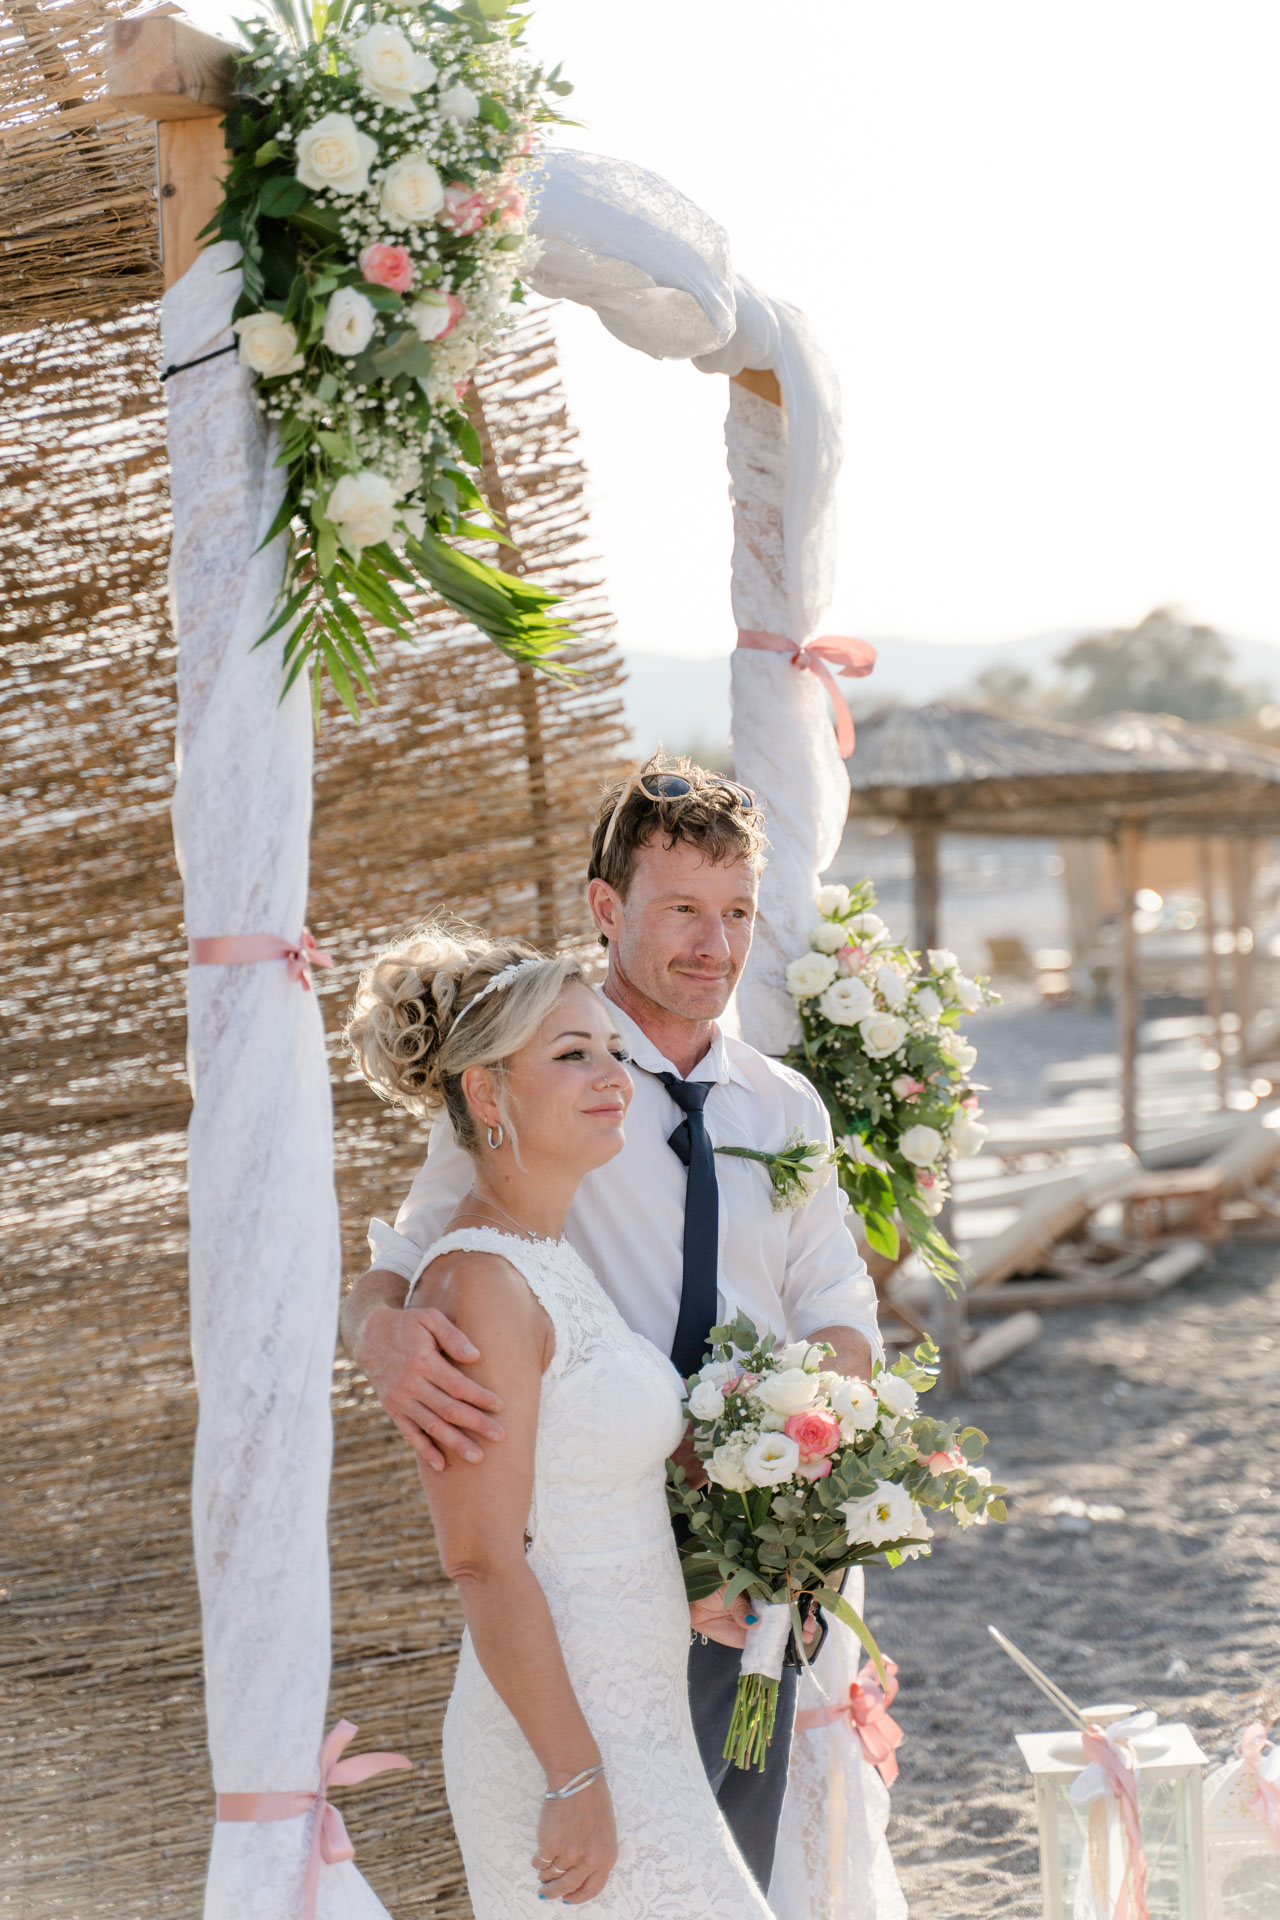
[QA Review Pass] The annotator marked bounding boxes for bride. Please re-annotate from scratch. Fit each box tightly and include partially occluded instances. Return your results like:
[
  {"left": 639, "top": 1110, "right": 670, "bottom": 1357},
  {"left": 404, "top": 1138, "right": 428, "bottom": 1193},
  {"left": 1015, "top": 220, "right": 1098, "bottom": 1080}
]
[{"left": 346, "top": 922, "right": 772, "bottom": 1916}]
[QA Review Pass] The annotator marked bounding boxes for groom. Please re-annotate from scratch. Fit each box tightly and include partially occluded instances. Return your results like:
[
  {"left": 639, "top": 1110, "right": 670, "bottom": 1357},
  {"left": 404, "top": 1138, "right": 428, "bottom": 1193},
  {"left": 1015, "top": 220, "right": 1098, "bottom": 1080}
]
[{"left": 341, "top": 759, "right": 882, "bottom": 1892}]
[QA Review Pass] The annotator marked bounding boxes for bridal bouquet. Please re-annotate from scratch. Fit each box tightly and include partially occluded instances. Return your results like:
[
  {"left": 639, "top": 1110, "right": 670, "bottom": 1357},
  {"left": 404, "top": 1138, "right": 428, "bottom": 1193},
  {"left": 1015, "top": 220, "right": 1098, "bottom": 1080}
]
[
  {"left": 209, "top": 0, "right": 574, "bottom": 716},
  {"left": 783, "top": 880, "right": 999, "bottom": 1284},
  {"left": 669, "top": 1314, "right": 1004, "bottom": 1769}
]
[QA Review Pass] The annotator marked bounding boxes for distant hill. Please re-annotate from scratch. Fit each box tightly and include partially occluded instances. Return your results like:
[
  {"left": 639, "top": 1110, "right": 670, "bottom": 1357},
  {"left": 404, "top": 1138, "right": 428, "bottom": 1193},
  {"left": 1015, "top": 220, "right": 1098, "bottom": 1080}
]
[{"left": 619, "top": 632, "right": 1280, "bottom": 757}]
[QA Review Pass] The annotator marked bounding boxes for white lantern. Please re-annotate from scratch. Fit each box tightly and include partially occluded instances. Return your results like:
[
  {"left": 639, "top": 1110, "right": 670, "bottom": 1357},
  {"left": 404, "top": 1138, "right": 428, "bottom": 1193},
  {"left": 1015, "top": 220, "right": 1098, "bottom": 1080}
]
[
  {"left": 1203, "top": 1727, "right": 1280, "bottom": 1919},
  {"left": 1015, "top": 1712, "right": 1208, "bottom": 1919}
]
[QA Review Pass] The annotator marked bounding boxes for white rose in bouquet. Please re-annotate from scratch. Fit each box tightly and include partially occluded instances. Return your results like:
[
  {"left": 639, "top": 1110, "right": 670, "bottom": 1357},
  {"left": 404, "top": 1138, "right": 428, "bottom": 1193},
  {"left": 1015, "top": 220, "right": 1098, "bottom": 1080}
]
[
  {"left": 840, "top": 1479, "right": 923, "bottom": 1549},
  {"left": 295, "top": 111, "right": 378, "bottom": 194},
  {"left": 438, "top": 79, "right": 480, "bottom": 121},
  {"left": 687, "top": 1380, "right": 726, "bottom": 1422},
  {"left": 232, "top": 311, "right": 304, "bottom": 376},
  {"left": 810, "top": 920, "right": 849, "bottom": 955},
  {"left": 946, "top": 1038, "right": 979, "bottom": 1073},
  {"left": 743, "top": 1432, "right": 802, "bottom": 1487},
  {"left": 874, "top": 963, "right": 909, "bottom": 1010},
  {"left": 875, "top": 1371, "right": 919, "bottom": 1416},
  {"left": 352, "top": 23, "right": 437, "bottom": 108},
  {"left": 858, "top": 1010, "right": 908, "bottom": 1059},
  {"left": 698, "top": 1361, "right": 737, "bottom": 1391},
  {"left": 819, "top": 976, "right": 873, "bottom": 1026},
  {"left": 322, "top": 286, "right": 376, "bottom": 355},
  {"left": 786, "top": 951, "right": 838, "bottom": 998},
  {"left": 753, "top": 1367, "right": 821, "bottom": 1416},
  {"left": 927, "top": 948, "right": 959, "bottom": 975},
  {"left": 899, "top": 1123, "right": 943, "bottom": 1167},
  {"left": 777, "top": 1341, "right": 823, "bottom": 1370},
  {"left": 816, "top": 883, "right": 851, "bottom": 916},
  {"left": 913, "top": 985, "right": 943, "bottom": 1024},
  {"left": 326, "top": 470, "right": 399, "bottom": 553},
  {"left": 952, "top": 975, "right": 985, "bottom": 1014},
  {"left": 847, "top": 912, "right": 889, "bottom": 947},
  {"left": 949, "top": 1109, "right": 988, "bottom": 1157},
  {"left": 379, "top": 152, "right": 446, "bottom": 224},
  {"left": 830, "top": 1376, "right": 879, "bottom": 1437},
  {"left": 707, "top": 1435, "right": 752, "bottom": 1492}
]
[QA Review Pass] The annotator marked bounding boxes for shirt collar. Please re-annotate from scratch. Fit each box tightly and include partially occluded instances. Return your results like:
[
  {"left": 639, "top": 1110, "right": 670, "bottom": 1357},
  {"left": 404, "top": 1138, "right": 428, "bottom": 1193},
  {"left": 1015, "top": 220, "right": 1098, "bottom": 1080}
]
[{"left": 602, "top": 995, "right": 752, "bottom": 1090}]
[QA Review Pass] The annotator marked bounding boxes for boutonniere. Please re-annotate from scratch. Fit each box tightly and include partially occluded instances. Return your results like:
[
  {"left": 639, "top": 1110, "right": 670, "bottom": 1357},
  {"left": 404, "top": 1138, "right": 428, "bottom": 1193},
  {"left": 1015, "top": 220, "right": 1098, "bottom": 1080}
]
[{"left": 716, "top": 1131, "right": 836, "bottom": 1213}]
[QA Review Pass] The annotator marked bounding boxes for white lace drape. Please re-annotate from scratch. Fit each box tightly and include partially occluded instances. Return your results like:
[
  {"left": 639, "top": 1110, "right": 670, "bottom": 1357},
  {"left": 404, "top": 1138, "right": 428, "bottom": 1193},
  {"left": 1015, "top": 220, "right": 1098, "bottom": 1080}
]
[
  {"left": 532, "top": 150, "right": 898, "bottom": 1920},
  {"left": 165, "top": 241, "right": 396, "bottom": 1920}
]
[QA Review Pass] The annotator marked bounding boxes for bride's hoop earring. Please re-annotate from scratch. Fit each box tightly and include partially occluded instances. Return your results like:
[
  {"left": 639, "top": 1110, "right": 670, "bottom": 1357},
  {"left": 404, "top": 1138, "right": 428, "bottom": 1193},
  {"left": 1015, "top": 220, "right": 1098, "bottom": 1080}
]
[{"left": 486, "top": 1121, "right": 504, "bottom": 1150}]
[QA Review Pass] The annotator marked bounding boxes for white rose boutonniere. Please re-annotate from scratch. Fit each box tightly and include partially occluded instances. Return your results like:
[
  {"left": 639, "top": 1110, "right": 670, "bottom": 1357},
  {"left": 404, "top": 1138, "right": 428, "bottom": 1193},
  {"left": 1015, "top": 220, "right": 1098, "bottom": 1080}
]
[
  {"left": 716, "top": 1132, "right": 835, "bottom": 1213},
  {"left": 294, "top": 111, "right": 378, "bottom": 194}
]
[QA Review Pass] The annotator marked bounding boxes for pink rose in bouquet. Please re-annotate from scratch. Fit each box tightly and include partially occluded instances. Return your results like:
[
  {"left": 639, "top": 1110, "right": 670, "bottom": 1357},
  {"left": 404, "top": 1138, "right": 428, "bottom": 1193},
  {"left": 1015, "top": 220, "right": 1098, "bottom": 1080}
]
[
  {"left": 784, "top": 1407, "right": 841, "bottom": 1480},
  {"left": 358, "top": 242, "right": 415, "bottom": 292},
  {"left": 440, "top": 183, "right": 487, "bottom": 234}
]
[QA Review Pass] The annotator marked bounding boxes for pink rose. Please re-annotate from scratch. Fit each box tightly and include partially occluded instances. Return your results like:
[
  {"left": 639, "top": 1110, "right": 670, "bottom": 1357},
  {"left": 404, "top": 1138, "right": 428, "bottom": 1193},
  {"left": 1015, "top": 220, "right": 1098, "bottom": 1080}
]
[
  {"left": 359, "top": 243, "right": 415, "bottom": 293},
  {"left": 916, "top": 1169, "right": 937, "bottom": 1190},
  {"left": 963, "top": 1094, "right": 980, "bottom": 1111},
  {"left": 440, "top": 183, "right": 487, "bottom": 234},
  {"left": 837, "top": 944, "right": 867, "bottom": 976},
  {"left": 925, "top": 1447, "right": 964, "bottom": 1475},
  {"left": 798, "top": 1456, "right": 833, "bottom": 1481},
  {"left": 784, "top": 1408, "right": 841, "bottom": 1462},
  {"left": 498, "top": 185, "right": 525, "bottom": 226}
]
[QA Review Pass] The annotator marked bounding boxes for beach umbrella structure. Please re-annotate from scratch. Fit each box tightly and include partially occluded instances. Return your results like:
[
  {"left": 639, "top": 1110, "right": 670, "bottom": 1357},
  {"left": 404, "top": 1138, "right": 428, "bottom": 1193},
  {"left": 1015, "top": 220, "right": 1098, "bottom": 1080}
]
[{"left": 845, "top": 702, "right": 1280, "bottom": 1155}]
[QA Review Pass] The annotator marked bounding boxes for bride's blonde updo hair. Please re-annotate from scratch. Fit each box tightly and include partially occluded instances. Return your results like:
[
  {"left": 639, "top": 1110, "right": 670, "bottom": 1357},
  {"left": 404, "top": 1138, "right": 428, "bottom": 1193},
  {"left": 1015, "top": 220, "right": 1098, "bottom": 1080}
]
[{"left": 344, "top": 918, "right": 588, "bottom": 1156}]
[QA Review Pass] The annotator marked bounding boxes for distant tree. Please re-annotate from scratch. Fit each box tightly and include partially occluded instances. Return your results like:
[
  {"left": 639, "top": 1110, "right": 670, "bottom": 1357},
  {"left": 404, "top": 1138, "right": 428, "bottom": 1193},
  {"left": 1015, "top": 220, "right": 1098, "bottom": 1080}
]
[
  {"left": 1056, "top": 606, "right": 1269, "bottom": 722},
  {"left": 965, "top": 664, "right": 1049, "bottom": 714}
]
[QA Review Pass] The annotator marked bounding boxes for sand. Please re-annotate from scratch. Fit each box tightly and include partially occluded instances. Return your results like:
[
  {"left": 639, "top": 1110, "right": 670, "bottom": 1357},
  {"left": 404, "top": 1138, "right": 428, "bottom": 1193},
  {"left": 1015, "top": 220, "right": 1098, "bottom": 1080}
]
[{"left": 872, "top": 1239, "right": 1280, "bottom": 1915}]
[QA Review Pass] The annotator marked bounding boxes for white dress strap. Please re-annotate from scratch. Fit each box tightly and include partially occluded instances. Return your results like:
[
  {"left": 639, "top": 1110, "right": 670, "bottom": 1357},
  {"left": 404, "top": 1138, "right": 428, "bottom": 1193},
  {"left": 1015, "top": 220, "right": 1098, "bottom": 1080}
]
[{"left": 412, "top": 1227, "right": 574, "bottom": 1376}]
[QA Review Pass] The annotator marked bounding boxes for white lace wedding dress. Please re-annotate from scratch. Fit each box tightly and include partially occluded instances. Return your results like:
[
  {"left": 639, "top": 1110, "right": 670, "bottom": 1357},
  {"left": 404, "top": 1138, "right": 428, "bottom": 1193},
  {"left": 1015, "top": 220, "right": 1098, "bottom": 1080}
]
[{"left": 416, "top": 1228, "right": 772, "bottom": 1919}]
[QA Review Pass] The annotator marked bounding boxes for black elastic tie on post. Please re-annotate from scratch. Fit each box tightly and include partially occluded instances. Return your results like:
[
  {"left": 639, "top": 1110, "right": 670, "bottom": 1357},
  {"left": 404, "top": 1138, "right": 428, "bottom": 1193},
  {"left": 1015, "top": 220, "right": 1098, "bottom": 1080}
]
[{"left": 160, "top": 341, "right": 238, "bottom": 383}]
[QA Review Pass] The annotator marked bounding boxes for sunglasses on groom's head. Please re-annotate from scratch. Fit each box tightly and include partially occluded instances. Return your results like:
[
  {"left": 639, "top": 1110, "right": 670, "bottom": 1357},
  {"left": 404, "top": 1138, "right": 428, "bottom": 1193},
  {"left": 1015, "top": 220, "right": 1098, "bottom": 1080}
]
[{"left": 597, "top": 770, "right": 758, "bottom": 866}]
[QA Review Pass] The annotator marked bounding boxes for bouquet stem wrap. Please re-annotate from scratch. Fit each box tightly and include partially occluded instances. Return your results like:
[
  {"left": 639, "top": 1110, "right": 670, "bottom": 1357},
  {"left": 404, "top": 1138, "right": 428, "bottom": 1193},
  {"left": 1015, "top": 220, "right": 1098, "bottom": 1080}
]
[{"left": 727, "top": 1604, "right": 793, "bottom": 1772}]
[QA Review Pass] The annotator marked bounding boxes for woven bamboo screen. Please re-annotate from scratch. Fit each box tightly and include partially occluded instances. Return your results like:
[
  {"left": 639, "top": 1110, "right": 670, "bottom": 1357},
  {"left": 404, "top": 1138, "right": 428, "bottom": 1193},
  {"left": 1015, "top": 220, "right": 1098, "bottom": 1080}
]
[{"left": 1, "top": 3, "right": 631, "bottom": 1908}]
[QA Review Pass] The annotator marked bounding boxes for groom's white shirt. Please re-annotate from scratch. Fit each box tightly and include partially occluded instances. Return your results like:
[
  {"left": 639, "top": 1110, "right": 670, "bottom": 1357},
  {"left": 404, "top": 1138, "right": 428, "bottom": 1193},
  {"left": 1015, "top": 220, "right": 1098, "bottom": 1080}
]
[{"left": 369, "top": 997, "right": 883, "bottom": 1363}]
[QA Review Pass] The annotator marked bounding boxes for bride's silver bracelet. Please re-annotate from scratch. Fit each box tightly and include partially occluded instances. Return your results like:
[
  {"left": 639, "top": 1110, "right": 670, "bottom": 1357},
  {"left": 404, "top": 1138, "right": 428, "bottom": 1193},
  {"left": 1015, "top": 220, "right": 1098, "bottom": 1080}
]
[{"left": 543, "top": 1763, "right": 604, "bottom": 1801}]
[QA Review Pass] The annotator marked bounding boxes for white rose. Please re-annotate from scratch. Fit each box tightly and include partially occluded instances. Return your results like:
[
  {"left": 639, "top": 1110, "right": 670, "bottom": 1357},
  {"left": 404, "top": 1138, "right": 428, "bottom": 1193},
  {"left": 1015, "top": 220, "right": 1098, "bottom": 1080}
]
[
  {"left": 927, "top": 948, "right": 959, "bottom": 975},
  {"left": 408, "top": 293, "right": 457, "bottom": 340},
  {"left": 949, "top": 1109, "right": 988, "bottom": 1157},
  {"left": 743, "top": 1432, "right": 802, "bottom": 1487},
  {"left": 875, "top": 1371, "right": 919, "bottom": 1416},
  {"left": 899, "top": 1123, "right": 943, "bottom": 1167},
  {"left": 352, "top": 23, "right": 437, "bottom": 108},
  {"left": 322, "top": 286, "right": 376, "bottom": 356},
  {"left": 697, "top": 1361, "right": 735, "bottom": 1391},
  {"left": 232, "top": 311, "right": 304, "bottom": 376},
  {"left": 913, "top": 985, "right": 943, "bottom": 1024},
  {"left": 793, "top": 1149, "right": 834, "bottom": 1195},
  {"left": 953, "top": 975, "right": 985, "bottom": 1014},
  {"left": 859, "top": 1010, "right": 908, "bottom": 1059},
  {"left": 830, "top": 1376, "right": 879, "bottom": 1437},
  {"left": 325, "top": 470, "right": 399, "bottom": 554},
  {"left": 816, "top": 883, "right": 851, "bottom": 916},
  {"left": 707, "top": 1436, "right": 752, "bottom": 1493},
  {"left": 379, "top": 153, "right": 446, "bottom": 225},
  {"left": 848, "top": 912, "right": 889, "bottom": 947},
  {"left": 840, "top": 1480, "right": 922, "bottom": 1549},
  {"left": 758, "top": 1410, "right": 787, "bottom": 1431},
  {"left": 875, "top": 963, "right": 909, "bottom": 1010},
  {"left": 786, "top": 950, "right": 838, "bottom": 999},
  {"left": 777, "top": 1341, "right": 822, "bottom": 1371},
  {"left": 687, "top": 1380, "right": 725, "bottom": 1422},
  {"left": 819, "top": 976, "right": 873, "bottom": 1026},
  {"left": 438, "top": 79, "right": 480, "bottom": 121},
  {"left": 295, "top": 111, "right": 378, "bottom": 195},
  {"left": 946, "top": 1039, "right": 978, "bottom": 1073},
  {"left": 809, "top": 920, "right": 848, "bottom": 955},
  {"left": 753, "top": 1367, "right": 821, "bottom": 1417}
]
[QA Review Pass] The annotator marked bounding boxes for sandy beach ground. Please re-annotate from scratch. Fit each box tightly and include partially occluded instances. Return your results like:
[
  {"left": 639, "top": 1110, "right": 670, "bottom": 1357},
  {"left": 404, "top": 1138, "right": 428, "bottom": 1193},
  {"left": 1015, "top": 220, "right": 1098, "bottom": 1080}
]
[{"left": 873, "top": 1238, "right": 1280, "bottom": 1916}]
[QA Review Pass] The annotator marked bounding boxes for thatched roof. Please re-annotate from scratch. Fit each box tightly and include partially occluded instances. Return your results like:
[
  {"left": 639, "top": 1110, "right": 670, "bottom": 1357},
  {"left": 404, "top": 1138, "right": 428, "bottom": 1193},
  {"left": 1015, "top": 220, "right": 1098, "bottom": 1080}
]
[{"left": 846, "top": 701, "right": 1280, "bottom": 838}]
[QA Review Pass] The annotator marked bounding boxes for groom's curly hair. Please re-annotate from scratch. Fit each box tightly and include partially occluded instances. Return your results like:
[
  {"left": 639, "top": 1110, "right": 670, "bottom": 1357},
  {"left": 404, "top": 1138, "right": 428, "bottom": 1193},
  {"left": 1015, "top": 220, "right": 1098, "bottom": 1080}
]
[{"left": 588, "top": 755, "right": 766, "bottom": 919}]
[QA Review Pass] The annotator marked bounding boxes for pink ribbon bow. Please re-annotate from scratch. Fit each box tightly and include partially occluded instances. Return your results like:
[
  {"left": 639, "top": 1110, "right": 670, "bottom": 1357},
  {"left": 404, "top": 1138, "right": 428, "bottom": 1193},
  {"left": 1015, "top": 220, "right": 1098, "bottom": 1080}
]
[
  {"left": 1078, "top": 1725, "right": 1149, "bottom": 1920},
  {"left": 216, "top": 1719, "right": 412, "bottom": 1920},
  {"left": 1242, "top": 1723, "right": 1280, "bottom": 1848},
  {"left": 794, "top": 1657, "right": 905, "bottom": 1786},
  {"left": 188, "top": 927, "right": 334, "bottom": 992},
  {"left": 736, "top": 628, "right": 878, "bottom": 758}
]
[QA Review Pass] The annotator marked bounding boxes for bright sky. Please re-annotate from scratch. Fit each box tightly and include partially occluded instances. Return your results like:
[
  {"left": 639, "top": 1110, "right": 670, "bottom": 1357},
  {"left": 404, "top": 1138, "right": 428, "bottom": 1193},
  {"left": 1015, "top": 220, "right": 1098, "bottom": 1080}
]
[{"left": 184, "top": 0, "right": 1280, "bottom": 660}]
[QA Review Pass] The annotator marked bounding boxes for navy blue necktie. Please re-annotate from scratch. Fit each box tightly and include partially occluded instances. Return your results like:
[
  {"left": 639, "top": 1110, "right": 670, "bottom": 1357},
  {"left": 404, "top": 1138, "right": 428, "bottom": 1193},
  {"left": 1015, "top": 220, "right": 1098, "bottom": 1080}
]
[{"left": 657, "top": 1072, "right": 720, "bottom": 1379}]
